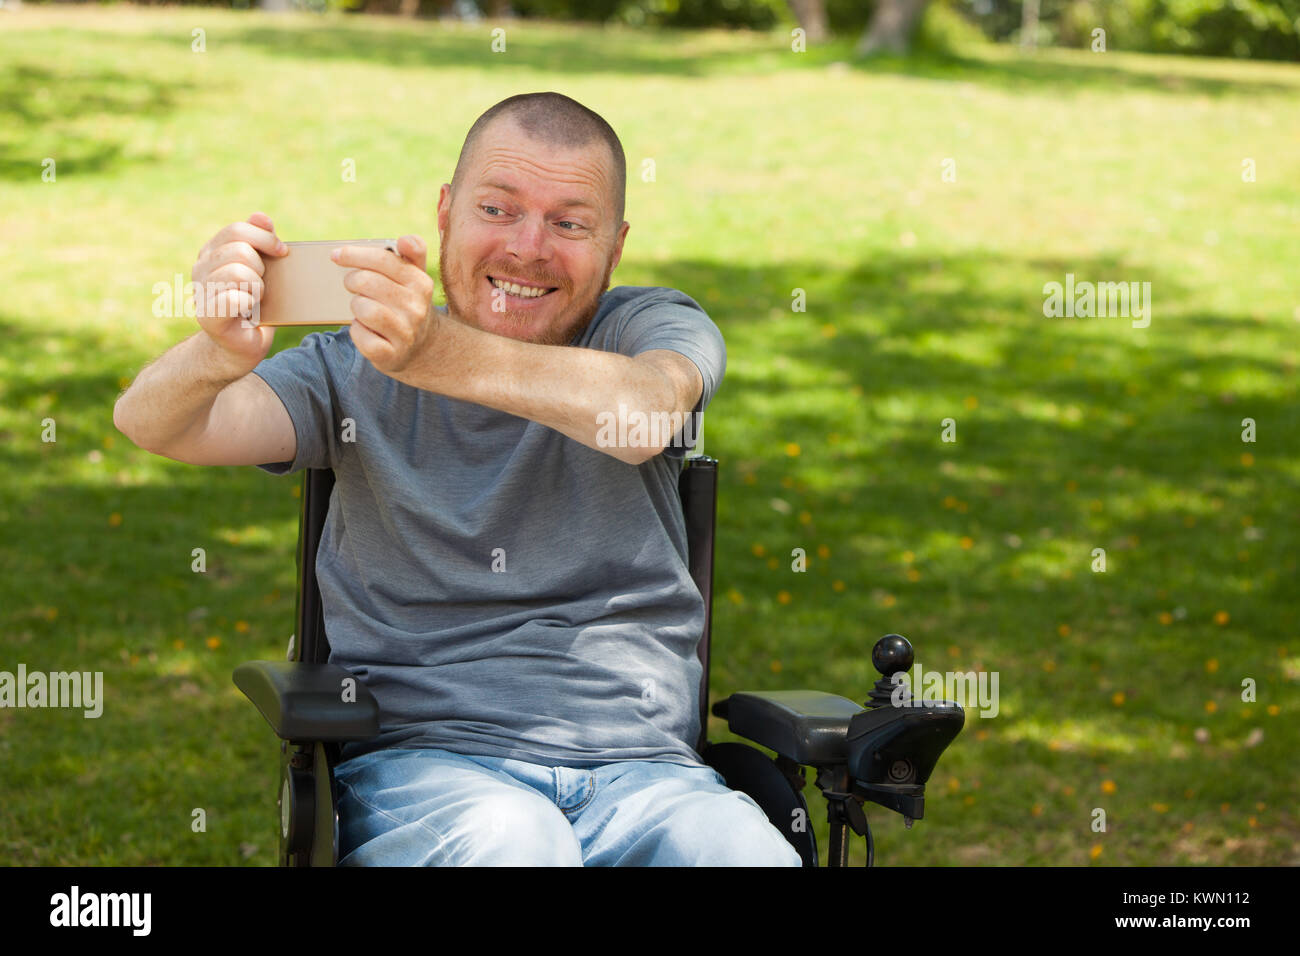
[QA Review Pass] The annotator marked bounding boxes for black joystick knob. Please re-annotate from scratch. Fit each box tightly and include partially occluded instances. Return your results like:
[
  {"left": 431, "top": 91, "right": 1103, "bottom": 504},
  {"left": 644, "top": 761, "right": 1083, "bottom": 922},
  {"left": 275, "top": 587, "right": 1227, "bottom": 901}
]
[{"left": 866, "top": 634, "right": 914, "bottom": 709}]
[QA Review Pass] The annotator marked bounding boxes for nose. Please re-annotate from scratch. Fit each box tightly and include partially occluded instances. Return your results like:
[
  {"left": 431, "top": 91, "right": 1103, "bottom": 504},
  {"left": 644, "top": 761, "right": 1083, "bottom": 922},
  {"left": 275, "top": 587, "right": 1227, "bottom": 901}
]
[{"left": 504, "top": 213, "right": 550, "bottom": 264}]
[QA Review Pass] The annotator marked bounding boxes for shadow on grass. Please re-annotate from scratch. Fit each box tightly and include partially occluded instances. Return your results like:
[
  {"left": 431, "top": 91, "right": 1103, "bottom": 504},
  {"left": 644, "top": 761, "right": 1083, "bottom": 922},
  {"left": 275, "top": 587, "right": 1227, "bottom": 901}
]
[
  {"left": 839, "top": 47, "right": 1300, "bottom": 99},
  {"left": 208, "top": 14, "right": 1300, "bottom": 100},
  {"left": 188, "top": 18, "right": 761, "bottom": 77},
  {"left": 0, "top": 63, "right": 191, "bottom": 180}
]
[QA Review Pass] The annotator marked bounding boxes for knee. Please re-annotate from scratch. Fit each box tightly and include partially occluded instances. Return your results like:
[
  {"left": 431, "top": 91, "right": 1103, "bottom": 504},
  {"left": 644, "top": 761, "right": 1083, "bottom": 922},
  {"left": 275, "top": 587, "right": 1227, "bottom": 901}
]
[
  {"left": 441, "top": 791, "right": 583, "bottom": 866},
  {"left": 659, "top": 794, "right": 804, "bottom": 866}
]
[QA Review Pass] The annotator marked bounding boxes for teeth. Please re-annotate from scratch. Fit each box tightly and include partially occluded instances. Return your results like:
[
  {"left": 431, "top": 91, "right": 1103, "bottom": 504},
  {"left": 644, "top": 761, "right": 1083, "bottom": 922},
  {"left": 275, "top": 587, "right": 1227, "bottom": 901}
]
[{"left": 491, "top": 277, "right": 551, "bottom": 298}]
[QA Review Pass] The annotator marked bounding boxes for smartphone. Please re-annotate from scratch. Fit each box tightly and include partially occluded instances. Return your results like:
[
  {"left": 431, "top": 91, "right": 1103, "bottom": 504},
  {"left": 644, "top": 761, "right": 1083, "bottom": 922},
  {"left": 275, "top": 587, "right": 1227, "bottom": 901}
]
[{"left": 252, "top": 239, "right": 399, "bottom": 327}]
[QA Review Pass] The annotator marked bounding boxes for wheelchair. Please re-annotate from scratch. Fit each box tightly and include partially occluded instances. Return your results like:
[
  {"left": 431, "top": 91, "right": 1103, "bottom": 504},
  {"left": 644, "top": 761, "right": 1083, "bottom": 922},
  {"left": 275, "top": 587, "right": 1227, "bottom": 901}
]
[{"left": 234, "top": 455, "right": 964, "bottom": 866}]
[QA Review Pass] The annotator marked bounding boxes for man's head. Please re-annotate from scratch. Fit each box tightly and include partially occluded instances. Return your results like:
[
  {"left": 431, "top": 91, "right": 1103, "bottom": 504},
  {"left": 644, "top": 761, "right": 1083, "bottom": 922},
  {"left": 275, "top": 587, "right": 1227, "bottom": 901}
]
[{"left": 436, "top": 92, "right": 629, "bottom": 346}]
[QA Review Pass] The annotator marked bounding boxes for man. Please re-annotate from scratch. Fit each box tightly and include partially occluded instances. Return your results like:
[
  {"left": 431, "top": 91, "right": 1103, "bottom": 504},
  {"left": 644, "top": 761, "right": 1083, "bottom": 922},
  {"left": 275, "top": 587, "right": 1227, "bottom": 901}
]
[{"left": 114, "top": 92, "right": 800, "bottom": 866}]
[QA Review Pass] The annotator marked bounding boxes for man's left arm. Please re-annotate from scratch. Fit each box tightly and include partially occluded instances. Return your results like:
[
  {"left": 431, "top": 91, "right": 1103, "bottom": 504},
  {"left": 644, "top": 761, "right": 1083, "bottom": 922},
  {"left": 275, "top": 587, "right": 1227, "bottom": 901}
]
[
  {"left": 333, "top": 237, "right": 702, "bottom": 465},
  {"left": 405, "top": 318, "right": 700, "bottom": 466}
]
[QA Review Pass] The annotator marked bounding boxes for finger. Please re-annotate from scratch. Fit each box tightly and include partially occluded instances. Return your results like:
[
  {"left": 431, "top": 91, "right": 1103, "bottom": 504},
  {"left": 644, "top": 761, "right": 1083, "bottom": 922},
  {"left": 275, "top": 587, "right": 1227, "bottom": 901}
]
[
  {"left": 201, "top": 218, "right": 287, "bottom": 263},
  {"left": 349, "top": 295, "right": 393, "bottom": 338},
  {"left": 197, "top": 286, "right": 257, "bottom": 323},
  {"left": 246, "top": 212, "right": 289, "bottom": 256},
  {"left": 396, "top": 234, "right": 427, "bottom": 273},
  {"left": 342, "top": 267, "right": 410, "bottom": 314},
  {"left": 348, "top": 307, "right": 396, "bottom": 367},
  {"left": 198, "top": 240, "right": 266, "bottom": 281},
  {"left": 207, "top": 262, "right": 266, "bottom": 300},
  {"left": 331, "top": 244, "right": 408, "bottom": 283}
]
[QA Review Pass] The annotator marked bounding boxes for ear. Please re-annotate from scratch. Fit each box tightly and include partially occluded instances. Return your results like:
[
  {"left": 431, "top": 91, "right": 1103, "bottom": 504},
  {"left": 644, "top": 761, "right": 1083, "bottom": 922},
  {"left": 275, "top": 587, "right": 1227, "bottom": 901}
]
[
  {"left": 437, "top": 183, "right": 452, "bottom": 240},
  {"left": 608, "top": 220, "right": 630, "bottom": 275}
]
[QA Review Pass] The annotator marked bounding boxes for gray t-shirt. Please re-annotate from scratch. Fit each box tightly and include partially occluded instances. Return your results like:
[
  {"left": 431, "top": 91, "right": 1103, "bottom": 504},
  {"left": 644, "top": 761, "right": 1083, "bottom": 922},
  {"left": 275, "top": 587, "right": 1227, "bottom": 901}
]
[{"left": 251, "top": 285, "right": 725, "bottom": 768}]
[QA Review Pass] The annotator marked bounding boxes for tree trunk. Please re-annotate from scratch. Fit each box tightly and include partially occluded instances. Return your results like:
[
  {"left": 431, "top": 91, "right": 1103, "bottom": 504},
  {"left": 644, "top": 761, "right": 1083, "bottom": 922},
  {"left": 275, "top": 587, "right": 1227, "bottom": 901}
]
[
  {"left": 1021, "top": 0, "right": 1040, "bottom": 49},
  {"left": 856, "top": 0, "right": 931, "bottom": 56},
  {"left": 786, "top": 0, "right": 829, "bottom": 44}
]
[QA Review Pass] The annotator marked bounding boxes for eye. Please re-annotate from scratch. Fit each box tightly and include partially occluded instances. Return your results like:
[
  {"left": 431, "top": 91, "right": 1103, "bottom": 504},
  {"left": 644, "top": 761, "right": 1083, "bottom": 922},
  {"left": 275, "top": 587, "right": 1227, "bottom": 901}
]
[
  {"left": 557, "top": 221, "right": 583, "bottom": 231},
  {"left": 481, "top": 205, "right": 504, "bottom": 216}
]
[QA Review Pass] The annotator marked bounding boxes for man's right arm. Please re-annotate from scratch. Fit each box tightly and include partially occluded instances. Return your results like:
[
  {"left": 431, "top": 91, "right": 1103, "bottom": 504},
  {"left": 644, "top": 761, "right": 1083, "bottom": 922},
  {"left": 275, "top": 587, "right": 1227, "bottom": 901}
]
[
  {"left": 114, "top": 211, "right": 296, "bottom": 466},
  {"left": 112, "top": 330, "right": 296, "bottom": 467}
]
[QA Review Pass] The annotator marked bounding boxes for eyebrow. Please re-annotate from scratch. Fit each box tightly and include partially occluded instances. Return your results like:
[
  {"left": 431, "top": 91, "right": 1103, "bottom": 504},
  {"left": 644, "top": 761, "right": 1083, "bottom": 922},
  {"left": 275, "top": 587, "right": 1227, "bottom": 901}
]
[{"left": 478, "top": 180, "right": 599, "bottom": 211}]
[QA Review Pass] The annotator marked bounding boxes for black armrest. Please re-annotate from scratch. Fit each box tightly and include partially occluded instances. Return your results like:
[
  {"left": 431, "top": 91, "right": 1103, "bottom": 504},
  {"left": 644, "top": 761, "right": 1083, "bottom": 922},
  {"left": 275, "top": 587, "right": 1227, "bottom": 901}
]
[
  {"left": 233, "top": 661, "right": 381, "bottom": 742},
  {"left": 712, "top": 690, "right": 864, "bottom": 766}
]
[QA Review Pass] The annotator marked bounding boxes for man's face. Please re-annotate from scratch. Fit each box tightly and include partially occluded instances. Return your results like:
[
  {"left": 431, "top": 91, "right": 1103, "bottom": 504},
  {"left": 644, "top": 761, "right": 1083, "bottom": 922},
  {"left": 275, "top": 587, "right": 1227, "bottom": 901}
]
[{"left": 436, "top": 118, "right": 629, "bottom": 347}]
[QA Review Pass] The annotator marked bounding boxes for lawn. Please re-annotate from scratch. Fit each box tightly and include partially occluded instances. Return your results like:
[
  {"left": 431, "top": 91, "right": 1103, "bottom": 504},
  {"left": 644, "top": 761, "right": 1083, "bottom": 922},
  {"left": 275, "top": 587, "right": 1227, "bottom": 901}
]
[{"left": 0, "top": 6, "right": 1296, "bottom": 866}]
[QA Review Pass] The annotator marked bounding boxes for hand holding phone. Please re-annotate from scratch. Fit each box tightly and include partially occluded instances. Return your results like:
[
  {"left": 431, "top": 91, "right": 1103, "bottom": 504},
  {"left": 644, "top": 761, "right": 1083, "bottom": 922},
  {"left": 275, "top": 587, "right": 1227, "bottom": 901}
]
[{"left": 190, "top": 211, "right": 287, "bottom": 368}]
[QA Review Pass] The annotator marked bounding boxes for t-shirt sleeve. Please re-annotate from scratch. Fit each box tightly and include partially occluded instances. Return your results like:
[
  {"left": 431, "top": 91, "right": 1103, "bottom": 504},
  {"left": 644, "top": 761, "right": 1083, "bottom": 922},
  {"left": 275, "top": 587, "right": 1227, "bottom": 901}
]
[
  {"left": 614, "top": 288, "right": 726, "bottom": 461},
  {"left": 249, "top": 329, "right": 359, "bottom": 477}
]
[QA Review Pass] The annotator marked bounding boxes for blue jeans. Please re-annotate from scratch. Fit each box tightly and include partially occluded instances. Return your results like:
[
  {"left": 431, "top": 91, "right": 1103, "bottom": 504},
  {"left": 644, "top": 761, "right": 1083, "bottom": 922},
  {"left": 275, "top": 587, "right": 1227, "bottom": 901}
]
[{"left": 334, "top": 747, "right": 803, "bottom": 866}]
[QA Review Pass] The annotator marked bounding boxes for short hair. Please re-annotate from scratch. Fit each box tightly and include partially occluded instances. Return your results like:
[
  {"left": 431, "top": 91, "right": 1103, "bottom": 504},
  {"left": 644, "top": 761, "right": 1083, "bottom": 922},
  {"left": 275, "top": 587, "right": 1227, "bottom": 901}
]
[{"left": 450, "top": 92, "right": 626, "bottom": 230}]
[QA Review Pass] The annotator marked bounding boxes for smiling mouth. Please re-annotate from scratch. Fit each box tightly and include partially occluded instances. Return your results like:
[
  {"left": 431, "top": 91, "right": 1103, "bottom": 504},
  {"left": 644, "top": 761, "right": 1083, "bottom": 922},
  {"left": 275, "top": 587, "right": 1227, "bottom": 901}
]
[{"left": 486, "top": 275, "right": 558, "bottom": 300}]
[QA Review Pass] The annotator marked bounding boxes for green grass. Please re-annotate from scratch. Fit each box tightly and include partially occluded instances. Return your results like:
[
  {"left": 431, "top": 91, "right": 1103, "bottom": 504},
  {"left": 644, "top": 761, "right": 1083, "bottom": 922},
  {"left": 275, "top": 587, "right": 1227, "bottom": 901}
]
[{"left": 1, "top": 7, "right": 1297, "bottom": 866}]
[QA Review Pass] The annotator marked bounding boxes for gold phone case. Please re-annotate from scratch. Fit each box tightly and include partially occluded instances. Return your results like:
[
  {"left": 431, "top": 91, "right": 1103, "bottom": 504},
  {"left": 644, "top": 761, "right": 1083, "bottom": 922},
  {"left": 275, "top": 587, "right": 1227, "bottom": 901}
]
[{"left": 254, "top": 239, "right": 399, "bottom": 327}]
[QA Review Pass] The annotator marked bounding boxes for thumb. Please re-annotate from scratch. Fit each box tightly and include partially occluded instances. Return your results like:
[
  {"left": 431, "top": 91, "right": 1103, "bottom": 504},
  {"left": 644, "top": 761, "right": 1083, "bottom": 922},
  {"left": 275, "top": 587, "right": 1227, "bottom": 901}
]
[{"left": 396, "top": 234, "right": 427, "bottom": 273}]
